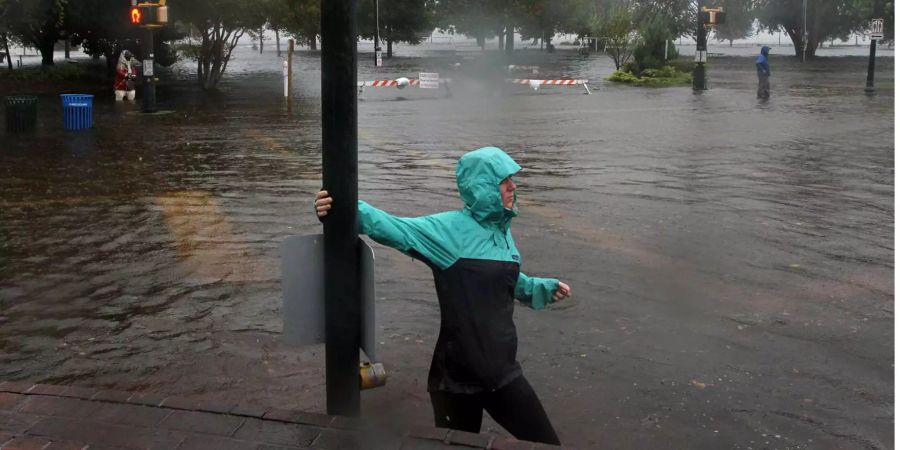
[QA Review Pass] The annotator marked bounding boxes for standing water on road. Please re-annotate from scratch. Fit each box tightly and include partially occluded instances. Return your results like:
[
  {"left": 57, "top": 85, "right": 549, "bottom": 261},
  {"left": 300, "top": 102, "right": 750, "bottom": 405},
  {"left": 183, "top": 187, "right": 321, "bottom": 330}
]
[{"left": 0, "top": 42, "right": 893, "bottom": 448}]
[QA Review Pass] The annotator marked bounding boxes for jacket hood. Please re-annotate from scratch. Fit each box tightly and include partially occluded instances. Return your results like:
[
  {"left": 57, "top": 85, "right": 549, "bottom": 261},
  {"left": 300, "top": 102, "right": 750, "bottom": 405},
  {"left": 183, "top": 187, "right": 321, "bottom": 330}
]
[
  {"left": 761, "top": 46, "right": 770, "bottom": 56},
  {"left": 455, "top": 146, "right": 521, "bottom": 228}
]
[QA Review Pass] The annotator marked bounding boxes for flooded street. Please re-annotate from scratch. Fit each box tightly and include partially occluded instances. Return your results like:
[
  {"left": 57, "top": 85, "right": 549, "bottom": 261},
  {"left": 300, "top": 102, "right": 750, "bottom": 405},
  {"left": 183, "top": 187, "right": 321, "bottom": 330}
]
[{"left": 0, "top": 43, "right": 893, "bottom": 449}]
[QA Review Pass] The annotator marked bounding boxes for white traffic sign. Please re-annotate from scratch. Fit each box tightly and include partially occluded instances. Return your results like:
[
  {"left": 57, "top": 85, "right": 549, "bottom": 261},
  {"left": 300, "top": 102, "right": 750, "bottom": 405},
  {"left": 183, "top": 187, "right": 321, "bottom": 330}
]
[
  {"left": 871, "top": 18, "right": 884, "bottom": 40},
  {"left": 418, "top": 72, "right": 439, "bottom": 89}
]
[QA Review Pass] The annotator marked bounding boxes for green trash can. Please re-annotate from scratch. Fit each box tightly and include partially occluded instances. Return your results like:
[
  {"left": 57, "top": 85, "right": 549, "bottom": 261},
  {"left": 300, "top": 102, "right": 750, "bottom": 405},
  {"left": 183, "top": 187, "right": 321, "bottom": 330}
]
[{"left": 5, "top": 96, "right": 38, "bottom": 132}]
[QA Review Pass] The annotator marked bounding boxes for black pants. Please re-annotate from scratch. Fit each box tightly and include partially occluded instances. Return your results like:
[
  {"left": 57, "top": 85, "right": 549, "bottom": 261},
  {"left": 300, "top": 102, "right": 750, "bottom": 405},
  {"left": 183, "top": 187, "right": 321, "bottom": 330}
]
[
  {"left": 757, "top": 73, "right": 770, "bottom": 99},
  {"left": 429, "top": 376, "right": 560, "bottom": 445}
]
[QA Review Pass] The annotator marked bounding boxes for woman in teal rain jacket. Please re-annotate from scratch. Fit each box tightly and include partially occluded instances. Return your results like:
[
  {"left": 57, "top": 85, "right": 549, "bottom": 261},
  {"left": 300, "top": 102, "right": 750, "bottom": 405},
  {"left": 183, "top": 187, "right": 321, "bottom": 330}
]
[{"left": 315, "top": 146, "right": 570, "bottom": 445}]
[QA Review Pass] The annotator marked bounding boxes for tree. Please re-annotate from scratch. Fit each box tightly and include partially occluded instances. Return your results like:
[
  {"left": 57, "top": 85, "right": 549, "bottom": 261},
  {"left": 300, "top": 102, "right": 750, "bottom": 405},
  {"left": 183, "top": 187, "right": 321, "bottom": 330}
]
[
  {"left": 175, "top": 0, "right": 267, "bottom": 89},
  {"left": 756, "top": 0, "right": 875, "bottom": 58},
  {"left": 3, "top": 0, "right": 66, "bottom": 66},
  {"left": 517, "top": 0, "right": 593, "bottom": 50},
  {"left": 434, "top": 0, "right": 501, "bottom": 50},
  {"left": 0, "top": 0, "right": 21, "bottom": 69},
  {"left": 66, "top": 0, "right": 131, "bottom": 73},
  {"left": 632, "top": 0, "right": 695, "bottom": 38},
  {"left": 603, "top": 3, "right": 638, "bottom": 69},
  {"left": 710, "top": 0, "right": 754, "bottom": 45},
  {"left": 282, "top": 0, "right": 319, "bottom": 50},
  {"left": 632, "top": 12, "right": 679, "bottom": 72},
  {"left": 260, "top": 0, "right": 293, "bottom": 56},
  {"left": 357, "top": 0, "right": 434, "bottom": 58}
]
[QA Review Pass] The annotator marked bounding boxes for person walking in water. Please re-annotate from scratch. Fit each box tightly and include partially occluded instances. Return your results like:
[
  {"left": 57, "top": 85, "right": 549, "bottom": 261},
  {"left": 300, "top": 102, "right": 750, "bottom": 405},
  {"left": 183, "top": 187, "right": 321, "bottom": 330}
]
[
  {"left": 756, "top": 46, "right": 771, "bottom": 99},
  {"left": 314, "top": 146, "right": 570, "bottom": 445}
]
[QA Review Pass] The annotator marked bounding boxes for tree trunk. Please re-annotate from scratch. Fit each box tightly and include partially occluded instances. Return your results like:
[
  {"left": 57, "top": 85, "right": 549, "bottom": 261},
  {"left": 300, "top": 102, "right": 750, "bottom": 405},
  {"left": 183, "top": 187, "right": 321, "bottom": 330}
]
[
  {"left": 64, "top": 36, "right": 70, "bottom": 59},
  {"left": 276, "top": 29, "right": 281, "bottom": 57},
  {"left": 476, "top": 32, "right": 485, "bottom": 50},
  {"left": 259, "top": 29, "right": 264, "bottom": 54},
  {"left": 387, "top": 39, "right": 393, "bottom": 58},
  {"left": 729, "top": 39, "right": 733, "bottom": 47},
  {"left": 785, "top": 28, "right": 818, "bottom": 59},
  {"left": 785, "top": 29, "right": 803, "bottom": 58},
  {"left": 505, "top": 25, "right": 514, "bottom": 55},
  {"left": 498, "top": 31, "right": 504, "bottom": 50},
  {"left": 806, "top": 36, "right": 819, "bottom": 58},
  {"left": 39, "top": 39, "right": 55, "bottom": 67},
  {"left": 309, "top": 35, "right": 317, "bottom": 50},
  {"left": 2, "top": 33, "right": 12, "bottom": 70}
]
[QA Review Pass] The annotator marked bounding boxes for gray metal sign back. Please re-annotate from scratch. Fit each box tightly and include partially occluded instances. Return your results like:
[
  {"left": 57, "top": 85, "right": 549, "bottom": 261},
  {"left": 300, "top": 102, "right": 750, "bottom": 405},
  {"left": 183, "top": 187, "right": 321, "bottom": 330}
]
[{"left": 281, "top": 234, "right": 377, "bottom": 361}]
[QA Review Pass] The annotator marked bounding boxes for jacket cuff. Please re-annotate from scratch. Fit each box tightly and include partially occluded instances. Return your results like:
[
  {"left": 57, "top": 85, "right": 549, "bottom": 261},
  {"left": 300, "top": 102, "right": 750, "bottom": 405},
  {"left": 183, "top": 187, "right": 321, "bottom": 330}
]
[{"left": 531, "top": 277, "right": 560, "bottom": 310}]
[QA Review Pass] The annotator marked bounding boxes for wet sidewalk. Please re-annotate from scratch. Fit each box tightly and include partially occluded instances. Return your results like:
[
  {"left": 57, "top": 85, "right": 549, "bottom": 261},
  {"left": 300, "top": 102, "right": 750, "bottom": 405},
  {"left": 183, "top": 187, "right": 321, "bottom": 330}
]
[{"left": 0, "top": 382, "right": 555, "bottom": 450}]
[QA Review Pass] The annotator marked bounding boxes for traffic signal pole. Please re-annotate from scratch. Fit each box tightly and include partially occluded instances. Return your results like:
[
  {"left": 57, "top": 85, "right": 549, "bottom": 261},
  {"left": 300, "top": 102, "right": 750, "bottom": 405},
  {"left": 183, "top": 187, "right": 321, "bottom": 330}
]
[
  {"left": 374, "top": 0, "right": 381, "bottom": 66},
  {"left": 142, "top": 27, "right": 157, "bottom": 113},
  {"left": 321, "top": 0, "right": 361, "bottom": 416},
  {"left": 692, "top": 0, "right": 707, "bottom": 91}
]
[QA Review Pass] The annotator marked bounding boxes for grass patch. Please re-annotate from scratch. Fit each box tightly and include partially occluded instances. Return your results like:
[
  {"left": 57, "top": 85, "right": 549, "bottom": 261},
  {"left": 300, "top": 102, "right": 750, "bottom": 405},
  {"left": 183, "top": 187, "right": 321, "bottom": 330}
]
[{"left": 606, "top": 65, "right": 692, "bottom": 87}]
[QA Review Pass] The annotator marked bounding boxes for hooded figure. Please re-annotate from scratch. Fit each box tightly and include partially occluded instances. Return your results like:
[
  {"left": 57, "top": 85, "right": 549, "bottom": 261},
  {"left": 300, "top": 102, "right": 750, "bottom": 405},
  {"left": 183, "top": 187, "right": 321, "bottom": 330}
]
[
  {"left": 317, "top": 147, "right": 567, "bottom": 444},
  {"left": 114, "top": 50, "right": 137, "bottom": 101},
  {"left": 756, "top": 46, "right": 771, "bottom": 99}
]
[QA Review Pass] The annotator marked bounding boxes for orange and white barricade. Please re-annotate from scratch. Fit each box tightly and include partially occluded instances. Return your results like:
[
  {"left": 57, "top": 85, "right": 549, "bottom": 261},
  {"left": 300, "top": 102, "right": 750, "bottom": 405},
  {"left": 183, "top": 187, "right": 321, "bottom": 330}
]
[
  {"left": 357, "top": 76, "right": 452, "bottom": 97},
  {"left": 507, "top": 78, "right": 592, "bottom": 95}
]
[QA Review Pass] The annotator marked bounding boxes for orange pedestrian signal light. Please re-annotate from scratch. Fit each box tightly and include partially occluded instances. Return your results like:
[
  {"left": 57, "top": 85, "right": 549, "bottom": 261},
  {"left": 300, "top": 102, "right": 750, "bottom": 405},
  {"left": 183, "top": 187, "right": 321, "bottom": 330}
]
[{"left": 130, "top": 7, "right": 142, "bottom": 24}]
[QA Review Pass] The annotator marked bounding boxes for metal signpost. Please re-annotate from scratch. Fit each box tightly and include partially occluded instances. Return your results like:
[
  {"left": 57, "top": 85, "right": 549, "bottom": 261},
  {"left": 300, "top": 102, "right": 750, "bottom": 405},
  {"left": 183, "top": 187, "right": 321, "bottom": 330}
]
[
  {"left": 321, "top": 0, "right": 362, "bottom": 417},
  {"left": 865, "top": 18, "right": 883, "bottom": 93}
]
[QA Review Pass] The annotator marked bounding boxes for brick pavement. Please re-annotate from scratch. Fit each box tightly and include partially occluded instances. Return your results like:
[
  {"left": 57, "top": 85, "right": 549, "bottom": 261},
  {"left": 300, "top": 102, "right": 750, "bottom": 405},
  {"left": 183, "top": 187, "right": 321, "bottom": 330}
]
[{"left": 0, "top": 382, "right": 567, "bottom": 450}]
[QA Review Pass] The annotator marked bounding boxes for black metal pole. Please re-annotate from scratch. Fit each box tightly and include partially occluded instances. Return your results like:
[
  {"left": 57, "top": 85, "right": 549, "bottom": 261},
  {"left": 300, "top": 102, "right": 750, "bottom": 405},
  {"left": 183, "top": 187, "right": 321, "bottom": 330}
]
[
  {"left": 374, "top": 0, "right": 381, "bottom": 66},
  {"left": 321, "top": 0, "right": 361, "bottom": 416},
  {"left": 142, "top": 27, "right": 156, "bottom": 113},
  {"left": 692, "top": 1, "right": 707, "bottom": 91},
  {"left": 865, "top": 38, "right": 876, "bottom": 93}
]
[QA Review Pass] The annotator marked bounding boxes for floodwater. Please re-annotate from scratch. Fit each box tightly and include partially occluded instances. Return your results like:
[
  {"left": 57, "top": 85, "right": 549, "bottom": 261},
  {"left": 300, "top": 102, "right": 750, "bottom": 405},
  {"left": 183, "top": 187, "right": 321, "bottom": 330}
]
[{"left": 0, "top": 41, "right": 893, "bottom": 449}]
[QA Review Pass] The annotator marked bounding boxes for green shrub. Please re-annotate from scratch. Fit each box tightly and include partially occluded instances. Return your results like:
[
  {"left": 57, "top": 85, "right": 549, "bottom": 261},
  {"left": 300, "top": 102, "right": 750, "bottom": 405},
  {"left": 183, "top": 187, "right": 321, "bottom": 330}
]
[
  {"left": 606, "top": 65, "right": 691, "bottom": 87},
  {"left": 621, "top": 61, "right": 638, "bottom": 76},
  {"left": 606, "top": 70, "right": 639, "bottom": 83}
]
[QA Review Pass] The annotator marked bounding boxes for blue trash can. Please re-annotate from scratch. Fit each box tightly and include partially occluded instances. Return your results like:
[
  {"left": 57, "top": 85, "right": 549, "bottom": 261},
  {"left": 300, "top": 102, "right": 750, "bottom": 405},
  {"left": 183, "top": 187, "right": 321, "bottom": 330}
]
[{"left": 60, "top": 94, "right": 94, "bottom": 130}]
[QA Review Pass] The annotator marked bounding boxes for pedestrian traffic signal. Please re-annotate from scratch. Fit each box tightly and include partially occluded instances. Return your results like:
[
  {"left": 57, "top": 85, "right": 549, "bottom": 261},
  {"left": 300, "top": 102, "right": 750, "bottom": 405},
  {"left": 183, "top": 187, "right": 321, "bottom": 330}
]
[
  {"left": 701, "top": 7, "right": 725, "bottom": 25},
  {"left": 129, "top": 3, "right": 168, "bottom": 27},
  {"left": 130, "top": 7, "right": 142, "bottom": 24}
]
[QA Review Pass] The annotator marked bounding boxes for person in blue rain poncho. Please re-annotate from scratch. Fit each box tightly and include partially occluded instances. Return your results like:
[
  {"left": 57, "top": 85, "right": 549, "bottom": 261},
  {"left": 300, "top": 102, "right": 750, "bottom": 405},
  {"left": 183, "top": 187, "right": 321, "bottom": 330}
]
[
  {"left": 315, "top": 146, "right": 571, "bottom": 445},
  {"left": 756, "top": 46, "right": 771, "bottom": 99}
]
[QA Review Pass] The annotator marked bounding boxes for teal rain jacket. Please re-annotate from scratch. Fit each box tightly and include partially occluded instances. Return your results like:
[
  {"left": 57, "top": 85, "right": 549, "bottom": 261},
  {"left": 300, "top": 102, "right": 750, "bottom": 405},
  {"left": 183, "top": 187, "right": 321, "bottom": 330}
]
[{"left": 357, "top": 146, "right": 559, "bottom": 393}]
